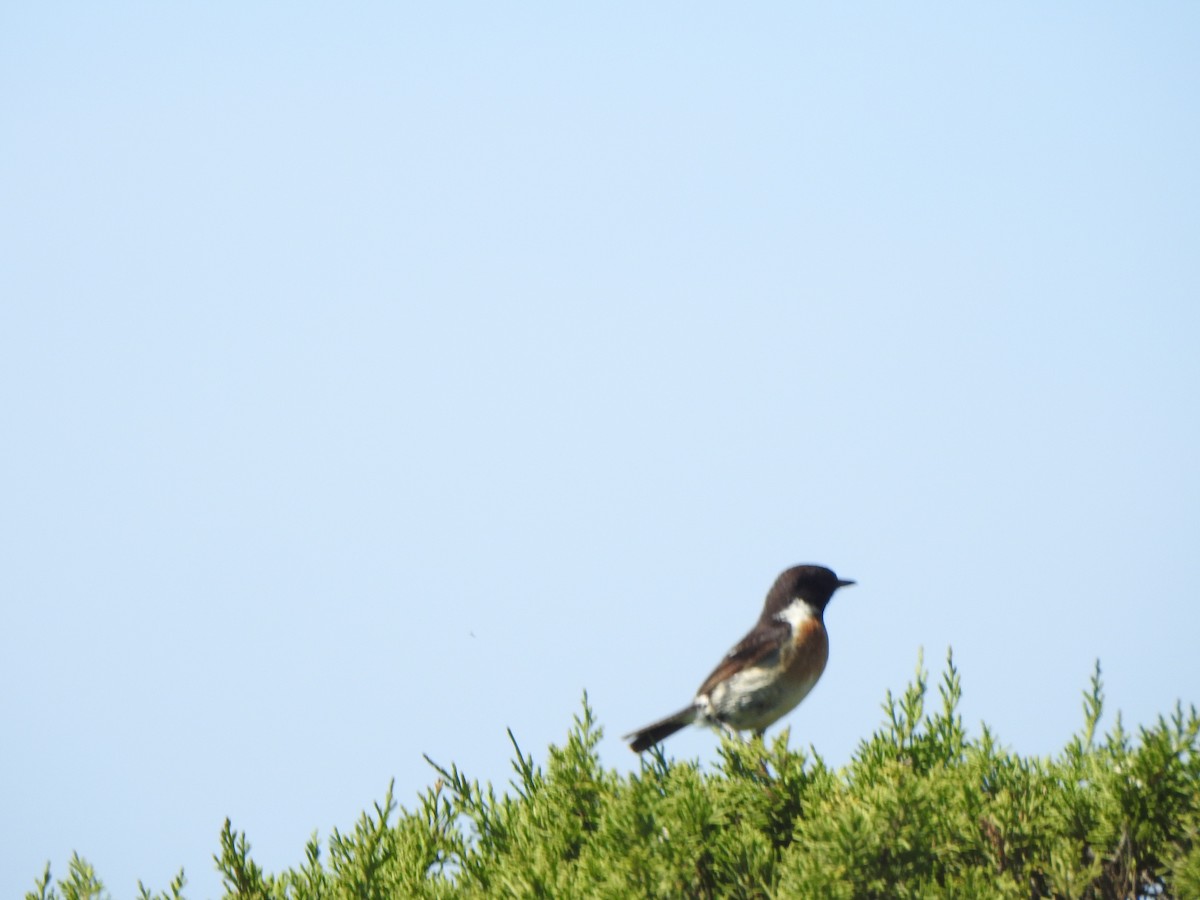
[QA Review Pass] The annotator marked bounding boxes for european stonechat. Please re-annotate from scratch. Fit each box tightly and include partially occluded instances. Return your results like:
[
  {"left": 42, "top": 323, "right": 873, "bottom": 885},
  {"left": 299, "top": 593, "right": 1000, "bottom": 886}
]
[{"left": 624, "top": 564, "right": 854, "bottom": 752}]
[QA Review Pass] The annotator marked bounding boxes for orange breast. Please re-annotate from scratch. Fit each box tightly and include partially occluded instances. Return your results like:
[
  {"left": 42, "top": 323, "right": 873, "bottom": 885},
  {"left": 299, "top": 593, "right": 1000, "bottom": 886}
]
[{"left": 781, "top": 615, "right": 829, "bottom": 690}]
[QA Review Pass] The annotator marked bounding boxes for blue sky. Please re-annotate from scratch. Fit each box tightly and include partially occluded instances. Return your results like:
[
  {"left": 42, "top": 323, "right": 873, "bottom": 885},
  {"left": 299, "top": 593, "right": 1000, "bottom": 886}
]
[{"left": 3, "top": 4, "right": 1198, "bottom": 898}]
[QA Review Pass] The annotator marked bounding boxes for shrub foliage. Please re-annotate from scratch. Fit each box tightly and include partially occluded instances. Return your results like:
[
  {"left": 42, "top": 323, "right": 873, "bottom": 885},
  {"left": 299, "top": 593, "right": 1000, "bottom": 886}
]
[{"left": 29, "top": 651, "right": 1200, "bottom": 898}]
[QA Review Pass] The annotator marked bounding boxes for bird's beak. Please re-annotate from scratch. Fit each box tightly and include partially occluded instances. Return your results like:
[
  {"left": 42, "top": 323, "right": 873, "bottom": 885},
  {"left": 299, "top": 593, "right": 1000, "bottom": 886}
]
[{"left": 837, "top": 578, "right": 856, "bottom": 588}]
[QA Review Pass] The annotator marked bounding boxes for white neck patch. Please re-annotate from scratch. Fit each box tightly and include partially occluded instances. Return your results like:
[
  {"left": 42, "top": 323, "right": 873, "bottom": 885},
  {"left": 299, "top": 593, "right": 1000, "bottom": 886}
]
[{"left": 774, "top": 599, "right": 816, "bottom": 631}]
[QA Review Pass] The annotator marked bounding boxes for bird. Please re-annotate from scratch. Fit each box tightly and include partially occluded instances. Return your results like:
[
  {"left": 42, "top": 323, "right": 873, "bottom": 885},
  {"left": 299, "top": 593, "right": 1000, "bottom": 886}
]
[{"left": 624, "top": 564, "right": 854, "bottom": 753}]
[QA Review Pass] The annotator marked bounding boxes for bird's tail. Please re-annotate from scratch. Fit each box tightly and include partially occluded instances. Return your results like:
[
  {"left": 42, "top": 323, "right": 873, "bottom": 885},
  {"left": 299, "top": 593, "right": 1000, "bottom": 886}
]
[{"left": 624, "top": 705, "right": 699, "bottom": 753}]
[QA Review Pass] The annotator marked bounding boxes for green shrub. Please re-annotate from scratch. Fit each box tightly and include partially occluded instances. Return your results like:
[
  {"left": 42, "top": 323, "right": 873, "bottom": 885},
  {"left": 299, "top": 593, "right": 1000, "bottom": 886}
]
[{"left": 30, "top": 651, "right": 1199, "bottom": 898}]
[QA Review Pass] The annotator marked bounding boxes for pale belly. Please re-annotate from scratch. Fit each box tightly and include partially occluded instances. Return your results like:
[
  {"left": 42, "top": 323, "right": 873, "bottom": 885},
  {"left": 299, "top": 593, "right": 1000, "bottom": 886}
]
[{"left": 704, "top": 658, "right": 826, "bottom": 731}]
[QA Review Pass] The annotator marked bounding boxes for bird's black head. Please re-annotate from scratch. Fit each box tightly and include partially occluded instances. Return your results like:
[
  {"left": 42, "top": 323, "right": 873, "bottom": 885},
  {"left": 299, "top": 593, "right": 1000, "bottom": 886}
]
[{"left": 761, "top": 564, "right": 854, "bottom": 619}]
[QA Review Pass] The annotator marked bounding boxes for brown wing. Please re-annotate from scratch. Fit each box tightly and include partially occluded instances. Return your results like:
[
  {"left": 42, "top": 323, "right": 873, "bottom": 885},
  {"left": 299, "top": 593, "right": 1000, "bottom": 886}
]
[{"left": 696, "top": 618, "right": 789, "bottom": 698}]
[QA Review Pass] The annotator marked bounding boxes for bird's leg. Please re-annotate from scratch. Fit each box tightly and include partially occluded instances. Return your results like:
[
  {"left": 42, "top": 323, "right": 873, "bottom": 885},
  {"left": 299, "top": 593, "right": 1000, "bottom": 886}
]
[{"left": 718, "top": 720, "right": 743, "bottom": 742}]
